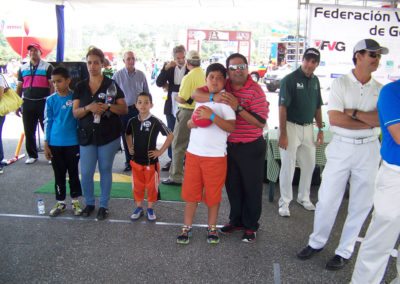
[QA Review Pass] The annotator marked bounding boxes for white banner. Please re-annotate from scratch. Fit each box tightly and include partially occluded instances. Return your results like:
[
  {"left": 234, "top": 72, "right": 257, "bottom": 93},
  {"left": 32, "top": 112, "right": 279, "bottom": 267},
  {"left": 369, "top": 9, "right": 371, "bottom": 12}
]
[{"left": 308, "top": 4, "right": 400, "bottom": 86}]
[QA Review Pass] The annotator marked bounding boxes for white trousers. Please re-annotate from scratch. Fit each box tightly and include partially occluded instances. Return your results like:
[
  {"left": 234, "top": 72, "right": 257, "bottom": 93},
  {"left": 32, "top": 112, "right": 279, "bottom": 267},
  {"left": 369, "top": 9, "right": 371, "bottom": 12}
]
[
  {"left": 279, "top": 122, "right": 315, "bottom": 205},
  {"left": 351, "top": 162, "right": 400, "bottom": 284},
  {"left": 308, "top": 137, "right": 380, "bottom": 259}
]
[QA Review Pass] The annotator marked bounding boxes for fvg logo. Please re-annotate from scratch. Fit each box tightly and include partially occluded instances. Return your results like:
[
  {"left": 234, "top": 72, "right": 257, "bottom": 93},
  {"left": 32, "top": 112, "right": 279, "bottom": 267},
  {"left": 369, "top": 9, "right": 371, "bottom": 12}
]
[{"left": 314, "top": 40, "right": 346, "bottom": 51}]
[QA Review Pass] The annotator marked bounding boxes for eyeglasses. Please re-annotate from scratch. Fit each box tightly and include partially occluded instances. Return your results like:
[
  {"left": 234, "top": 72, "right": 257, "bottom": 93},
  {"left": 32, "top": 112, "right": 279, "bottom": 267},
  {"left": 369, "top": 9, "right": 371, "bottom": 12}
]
[
  {"left": 367, "top": 52, "right": 381, "bottom": 59},
  {"left": 228, "top": 64, "right": 248, "bottom": 71}
]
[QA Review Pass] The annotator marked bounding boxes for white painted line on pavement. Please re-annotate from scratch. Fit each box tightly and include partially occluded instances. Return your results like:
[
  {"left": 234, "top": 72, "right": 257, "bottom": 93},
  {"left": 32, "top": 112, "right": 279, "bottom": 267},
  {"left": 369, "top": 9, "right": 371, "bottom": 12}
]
[
  {"left": 0, "top": 213, "right": 219, "bottom": 228},
  {"left": 273, "top": 263, "right": 281, "bottom": 284}
]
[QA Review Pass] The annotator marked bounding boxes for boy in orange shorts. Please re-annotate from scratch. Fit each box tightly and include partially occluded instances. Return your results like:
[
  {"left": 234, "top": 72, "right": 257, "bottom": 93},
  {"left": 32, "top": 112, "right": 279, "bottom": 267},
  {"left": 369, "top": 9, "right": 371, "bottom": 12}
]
[
  {"left": 126, "top": 92, "right": 173, "bottom": 221},
  {"left": 176, "top": 63, "right": 236, "bottom": 244}
]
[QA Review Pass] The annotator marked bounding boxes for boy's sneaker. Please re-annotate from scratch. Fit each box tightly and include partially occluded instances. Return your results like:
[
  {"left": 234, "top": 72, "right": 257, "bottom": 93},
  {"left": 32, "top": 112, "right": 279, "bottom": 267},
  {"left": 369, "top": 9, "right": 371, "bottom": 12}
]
[
  {"left": 81, "top": 205, "right": 95, "bottom": 217},
  {"left": 207, "top": 225, "right": 220, "bottom": 244},
  {"left": 49, "top": 202, "right": 66, "bottom": 217},
  {"left": 96, "top": 207, "right": 109, "bottom": 221},
  {"left": 219, "top": 223, "right": 244, "bottom": 234},
  {"left": 242, "top": 230, "right": 256, "bottom": 243},
  {"left": 176, "top": 225, "right": 192, "bottom": 245},
  {"left": 146, "top": 208, "right": 156, "bottom": 221},
  {"left": 130, "top": 207, "right": 144, "bottom": 220},
  {"left": 71, "top": 200, "right": 83, "bottom": 216}
]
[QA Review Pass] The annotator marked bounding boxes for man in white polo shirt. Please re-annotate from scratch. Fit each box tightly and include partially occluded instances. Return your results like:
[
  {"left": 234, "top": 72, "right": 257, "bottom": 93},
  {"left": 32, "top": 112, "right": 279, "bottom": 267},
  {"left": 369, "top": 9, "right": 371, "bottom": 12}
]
[
  {"left": 351, "top": 79, "right": 400, "bottom": 284},
  {"left": 297, "top": 39, "right": 389, "bottom": 271}
]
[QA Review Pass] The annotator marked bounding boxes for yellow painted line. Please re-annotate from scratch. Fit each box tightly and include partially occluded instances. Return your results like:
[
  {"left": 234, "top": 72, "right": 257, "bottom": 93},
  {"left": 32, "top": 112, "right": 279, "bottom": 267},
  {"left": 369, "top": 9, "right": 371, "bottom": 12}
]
[{"left": 91, "top": 173, "right": 131, "bottom": 183}]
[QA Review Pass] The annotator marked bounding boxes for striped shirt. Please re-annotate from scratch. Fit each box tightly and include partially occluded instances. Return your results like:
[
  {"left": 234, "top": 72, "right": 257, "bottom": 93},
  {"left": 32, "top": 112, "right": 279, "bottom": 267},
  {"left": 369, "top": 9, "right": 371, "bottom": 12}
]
[
  {"left": 18, "top": 60, "right": 53, "bottom": 100},
  {"left": 226, "top": 75, "right": 269, "bottom": 143}
]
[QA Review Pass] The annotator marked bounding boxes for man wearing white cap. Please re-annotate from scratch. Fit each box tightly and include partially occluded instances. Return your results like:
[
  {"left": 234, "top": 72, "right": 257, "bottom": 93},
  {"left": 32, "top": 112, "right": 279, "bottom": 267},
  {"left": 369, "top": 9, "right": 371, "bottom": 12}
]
[
  {"left": 297, "top": 39, "right": 389, "bottom": 271},
  {"left": 351, "top": 77, "right": 400, "bottom": 283},
  {"left": 16, "top": 43, "right": 54, "bottom": 164},
  {"left": 162, "top": 50, "right": 205, "bottom": 185}
]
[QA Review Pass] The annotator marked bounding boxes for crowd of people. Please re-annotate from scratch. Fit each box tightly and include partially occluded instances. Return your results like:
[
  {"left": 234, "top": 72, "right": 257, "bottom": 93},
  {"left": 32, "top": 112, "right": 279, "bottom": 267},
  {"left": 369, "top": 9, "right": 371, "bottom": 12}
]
[{"left": 0, "top": 38, "right": 398, "bottom": 283}]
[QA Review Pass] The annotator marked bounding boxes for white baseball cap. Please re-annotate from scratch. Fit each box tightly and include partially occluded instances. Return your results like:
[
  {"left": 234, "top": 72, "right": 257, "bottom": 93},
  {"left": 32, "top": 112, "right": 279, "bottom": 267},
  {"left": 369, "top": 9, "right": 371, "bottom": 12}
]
[{"left": 353, "top": 39, "right": 389, "bottom": 55}]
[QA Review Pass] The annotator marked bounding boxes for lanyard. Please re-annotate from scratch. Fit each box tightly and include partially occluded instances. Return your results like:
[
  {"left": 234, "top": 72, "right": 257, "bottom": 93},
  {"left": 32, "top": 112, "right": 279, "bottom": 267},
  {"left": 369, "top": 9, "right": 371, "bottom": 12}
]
[{"left": 29, "top": 61, "right": 39, "bottom": 89}]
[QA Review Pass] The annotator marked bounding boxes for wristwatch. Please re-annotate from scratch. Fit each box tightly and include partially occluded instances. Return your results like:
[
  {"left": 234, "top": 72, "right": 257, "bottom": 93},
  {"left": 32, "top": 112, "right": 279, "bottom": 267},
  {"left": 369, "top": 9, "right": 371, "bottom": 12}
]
[
  {"left": 351, "top": 109, "right": 358, "bottom": 120},
  {"left": 235, "top": 105, "right": 244, "bottom": 114}
]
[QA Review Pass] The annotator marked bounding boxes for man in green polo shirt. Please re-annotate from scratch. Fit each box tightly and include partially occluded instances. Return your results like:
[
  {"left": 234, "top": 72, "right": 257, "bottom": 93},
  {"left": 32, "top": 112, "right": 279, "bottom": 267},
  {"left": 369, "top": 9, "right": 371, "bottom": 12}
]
[{"left": 277, "top": 48, "right": 324, "bottom": 217}]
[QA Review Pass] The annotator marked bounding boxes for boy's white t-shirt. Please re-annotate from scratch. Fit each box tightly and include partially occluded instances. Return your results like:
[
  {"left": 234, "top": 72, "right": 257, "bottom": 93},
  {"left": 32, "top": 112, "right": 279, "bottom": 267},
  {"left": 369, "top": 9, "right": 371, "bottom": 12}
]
[{"left": 187, "top": 101, "right": 236, "bottom": 157}]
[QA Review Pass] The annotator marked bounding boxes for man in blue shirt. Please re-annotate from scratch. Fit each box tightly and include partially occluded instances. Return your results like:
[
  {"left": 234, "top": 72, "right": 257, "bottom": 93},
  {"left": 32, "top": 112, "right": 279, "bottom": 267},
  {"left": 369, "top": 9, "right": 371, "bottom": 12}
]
[
  {"left": 113, "top": 51, "right": 149, "bottom": 171},
  {"left": 351, "top": 80, "right": 400, "bottom": 284}
]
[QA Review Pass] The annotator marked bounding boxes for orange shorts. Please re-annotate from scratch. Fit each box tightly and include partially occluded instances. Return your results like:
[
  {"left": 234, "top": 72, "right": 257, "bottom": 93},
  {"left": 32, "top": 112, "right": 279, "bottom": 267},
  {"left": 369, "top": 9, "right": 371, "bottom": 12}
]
[
  {"left": 130, "top": 161, "right": 160, "bottom": 202},
  {"left": 181, "top": 152, "right": 227, "bottom": 207}
]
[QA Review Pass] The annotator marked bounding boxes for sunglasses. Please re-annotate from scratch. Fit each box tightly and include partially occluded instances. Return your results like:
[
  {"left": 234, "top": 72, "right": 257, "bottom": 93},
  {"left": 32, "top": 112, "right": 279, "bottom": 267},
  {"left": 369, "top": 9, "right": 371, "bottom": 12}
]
[
  {"left": 228, "top": 64, "right": 248, "bottom": 71},
  {"left": 367, "top": 52, "right": 381, "bottom": 59}
]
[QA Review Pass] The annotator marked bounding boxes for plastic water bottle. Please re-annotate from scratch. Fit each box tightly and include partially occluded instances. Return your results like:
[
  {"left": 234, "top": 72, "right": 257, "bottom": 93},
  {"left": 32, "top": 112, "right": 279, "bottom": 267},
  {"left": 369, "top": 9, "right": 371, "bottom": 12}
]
[
  {"left": 37, "top": 199, "right": 45, "bottom": 215},
  {"left": 93, "top": 113, "right": 101, "bottom": 124}
]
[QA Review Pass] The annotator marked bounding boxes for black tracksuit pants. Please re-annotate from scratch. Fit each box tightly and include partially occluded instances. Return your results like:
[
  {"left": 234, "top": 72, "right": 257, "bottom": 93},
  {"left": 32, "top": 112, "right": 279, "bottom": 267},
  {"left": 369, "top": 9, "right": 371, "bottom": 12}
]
[
  {"left": 225, "top": 136, "right": 266, "bottom": 231},
  {"left": 50, "top": 145, "right": 82, "bottom": 201},
  {"left": 22, "top": 99, "right": 45, "bottom": 159}
]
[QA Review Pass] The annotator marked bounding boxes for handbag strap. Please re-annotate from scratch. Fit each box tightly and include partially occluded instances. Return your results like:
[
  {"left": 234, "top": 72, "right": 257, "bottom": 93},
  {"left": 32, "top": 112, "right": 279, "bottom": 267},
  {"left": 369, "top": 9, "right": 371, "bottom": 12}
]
[{"left": 0, "top": 73, "right": 10, "bottom": 90}]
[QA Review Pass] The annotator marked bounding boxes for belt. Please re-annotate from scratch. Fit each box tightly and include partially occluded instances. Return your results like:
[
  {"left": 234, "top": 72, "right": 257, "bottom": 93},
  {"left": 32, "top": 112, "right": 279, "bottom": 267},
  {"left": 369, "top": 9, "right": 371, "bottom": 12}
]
[
  {"left": 334, "top": 135, "right": 378, "bottom": 145},
  {"left": 178, "top": 107, "right": 194, "bottom": 111},
  {"left": 288, "top": 121, "right": 313, "bottom": 126}
]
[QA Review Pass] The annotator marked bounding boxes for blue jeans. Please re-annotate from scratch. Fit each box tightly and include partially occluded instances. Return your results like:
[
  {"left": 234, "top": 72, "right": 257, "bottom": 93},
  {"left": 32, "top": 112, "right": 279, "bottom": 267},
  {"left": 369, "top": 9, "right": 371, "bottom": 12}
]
[
  {"left": 80, "top": 138, "right": 120, "bottom": 208},
  {"left": 0, "top": 115, "right": 4, "bottom": 162}
]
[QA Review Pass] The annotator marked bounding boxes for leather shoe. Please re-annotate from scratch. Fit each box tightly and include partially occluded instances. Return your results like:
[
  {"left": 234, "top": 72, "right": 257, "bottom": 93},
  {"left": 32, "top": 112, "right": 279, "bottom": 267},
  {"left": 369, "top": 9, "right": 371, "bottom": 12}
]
[
  {"left": 161, "top": 178, "right": 181, "bottom": 186},
  {"left": 297, "top": 245, "right": 323, "bottom": 260},
  {"left": 161, "top": 161, "right": 171, "bottom": 171},
  {"left": 325, "top": 255, "right": 348, "bottom": 271}
]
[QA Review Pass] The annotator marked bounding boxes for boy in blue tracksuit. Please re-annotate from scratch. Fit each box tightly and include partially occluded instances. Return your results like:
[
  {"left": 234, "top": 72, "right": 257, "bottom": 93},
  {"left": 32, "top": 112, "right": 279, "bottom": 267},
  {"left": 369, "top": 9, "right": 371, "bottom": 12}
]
[{"left": 44, "top": 66, "right": 82, "bottom": 217}]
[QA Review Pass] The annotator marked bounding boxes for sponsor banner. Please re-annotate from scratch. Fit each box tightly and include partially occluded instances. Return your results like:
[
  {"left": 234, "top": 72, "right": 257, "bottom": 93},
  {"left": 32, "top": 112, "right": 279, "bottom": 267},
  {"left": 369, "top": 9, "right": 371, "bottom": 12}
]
[{"left": 308, "top": 4, "right": 400, "bottom": 85}]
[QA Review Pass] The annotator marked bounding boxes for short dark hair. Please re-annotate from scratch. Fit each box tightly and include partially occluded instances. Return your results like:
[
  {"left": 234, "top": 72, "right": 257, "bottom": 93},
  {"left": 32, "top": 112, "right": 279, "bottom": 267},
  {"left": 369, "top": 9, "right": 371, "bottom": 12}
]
[
  {"left": 136, "top": 92, "right": 153, "bottom": 104},
  {"left": 226, "top": 53, "right": 248, "bottom": 68},
  {"left": 206, "top": 63, "right": 227, "bottom": 78},
  {"left": 352, "top": 50, "right": 367, "bottom": 65},
  {"left": 51, "top": 66, "right": 70, "bottom": 79},
  {"left": 86, "top": 46, "right": 105, "bottom": 64}
]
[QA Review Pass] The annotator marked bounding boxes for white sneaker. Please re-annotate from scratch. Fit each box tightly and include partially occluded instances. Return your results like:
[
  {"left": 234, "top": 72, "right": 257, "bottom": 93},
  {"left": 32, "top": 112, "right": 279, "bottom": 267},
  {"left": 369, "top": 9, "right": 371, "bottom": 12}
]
[
  {"left": 297, "top": 199, "right": 316, "bottom": 211},
  {"left": 278, "top": 203, "right": 290, "bottom": 217},
  {"left": 25, "top": 158, "right": 38, "bottom": 164}
]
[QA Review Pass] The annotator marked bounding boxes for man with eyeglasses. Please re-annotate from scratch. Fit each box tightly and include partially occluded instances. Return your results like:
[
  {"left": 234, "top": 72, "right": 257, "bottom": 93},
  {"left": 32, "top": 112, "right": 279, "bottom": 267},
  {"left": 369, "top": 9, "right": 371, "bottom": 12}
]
[
  {"left": 192, "top": 53, "right": 269, "bottom": 242},
  {"left": 297, "top": 39, "right": 389, "bottom": 271},
  {"left": 351, "top": 68, "right": 400, "bottom": 284},
  {"left": 277, "top": 48, "right": 324, "bottom": 218}
]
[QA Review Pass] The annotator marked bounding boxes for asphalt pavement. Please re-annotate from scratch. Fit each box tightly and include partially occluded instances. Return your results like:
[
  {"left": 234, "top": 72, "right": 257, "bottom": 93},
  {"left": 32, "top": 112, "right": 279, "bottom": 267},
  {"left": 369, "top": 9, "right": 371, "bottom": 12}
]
[
  {"left": 0, "top": 134, "right": 398, "bottom": 284},
  {"left": 0, "top": 83, "right": 398, "bottom": 283}
]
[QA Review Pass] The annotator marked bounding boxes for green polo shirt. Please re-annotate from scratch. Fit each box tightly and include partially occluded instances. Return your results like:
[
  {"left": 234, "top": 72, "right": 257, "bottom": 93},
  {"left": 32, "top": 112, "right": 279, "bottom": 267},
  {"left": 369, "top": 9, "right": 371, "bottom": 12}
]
[{"left": 279, "top": 67, "right": 322, "bottom": 124}]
